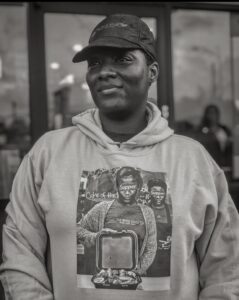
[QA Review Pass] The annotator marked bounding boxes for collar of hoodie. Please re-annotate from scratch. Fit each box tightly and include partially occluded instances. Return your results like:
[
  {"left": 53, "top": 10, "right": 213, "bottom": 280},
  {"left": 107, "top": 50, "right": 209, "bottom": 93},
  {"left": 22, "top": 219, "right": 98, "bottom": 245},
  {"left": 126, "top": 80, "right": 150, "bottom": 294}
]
[{"left": 72, "top": 101, "right": 174, "bottom": 151}]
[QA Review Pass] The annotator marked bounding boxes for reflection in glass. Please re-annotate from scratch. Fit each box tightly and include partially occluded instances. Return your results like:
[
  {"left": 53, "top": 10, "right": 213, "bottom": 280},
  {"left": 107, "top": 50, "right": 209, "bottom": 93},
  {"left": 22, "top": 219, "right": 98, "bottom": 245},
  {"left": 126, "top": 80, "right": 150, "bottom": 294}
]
[
  {"left": 0, "top": 5, "right": 29, "bottom": 198},
  {"left": 171, "top": 10, "right": 233, "bottom": 177},
  {"left": 45, "top": 14, "right": 158, "bottom": 129}
]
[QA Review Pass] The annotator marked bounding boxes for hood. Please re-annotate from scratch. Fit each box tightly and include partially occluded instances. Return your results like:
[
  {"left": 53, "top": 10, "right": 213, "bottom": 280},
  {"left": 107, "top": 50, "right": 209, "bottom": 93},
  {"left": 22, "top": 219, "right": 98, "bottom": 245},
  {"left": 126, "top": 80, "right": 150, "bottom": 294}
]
[{"left": 72, "top": 101, "right": 174, "bottom": 151}]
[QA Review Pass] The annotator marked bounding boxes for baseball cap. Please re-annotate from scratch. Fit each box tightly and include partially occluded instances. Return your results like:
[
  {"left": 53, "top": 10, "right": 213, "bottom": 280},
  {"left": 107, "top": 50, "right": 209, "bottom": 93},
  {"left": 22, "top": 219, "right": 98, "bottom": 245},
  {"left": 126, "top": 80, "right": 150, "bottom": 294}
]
[{"left": 72, "top": 14, "right": 157, "bottom": 63}]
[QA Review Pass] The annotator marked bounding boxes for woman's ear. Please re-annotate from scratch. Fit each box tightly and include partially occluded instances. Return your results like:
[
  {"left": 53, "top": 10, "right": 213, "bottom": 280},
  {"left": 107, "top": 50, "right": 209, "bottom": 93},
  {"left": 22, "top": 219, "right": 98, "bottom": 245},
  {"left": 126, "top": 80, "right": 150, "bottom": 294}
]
[{"left": 148, "top": 62, "right": 159, "bottom": 85}]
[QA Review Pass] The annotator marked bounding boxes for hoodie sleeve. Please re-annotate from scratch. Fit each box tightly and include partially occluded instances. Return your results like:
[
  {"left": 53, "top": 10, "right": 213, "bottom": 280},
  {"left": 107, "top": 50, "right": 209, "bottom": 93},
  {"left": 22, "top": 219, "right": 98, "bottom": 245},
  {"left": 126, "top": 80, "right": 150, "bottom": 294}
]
[
  {"left": 196, "top": 170, "right": 239, "bottom": 299},
  {"left": 0, "top": 154, "right": 53, "bottom": 299}
]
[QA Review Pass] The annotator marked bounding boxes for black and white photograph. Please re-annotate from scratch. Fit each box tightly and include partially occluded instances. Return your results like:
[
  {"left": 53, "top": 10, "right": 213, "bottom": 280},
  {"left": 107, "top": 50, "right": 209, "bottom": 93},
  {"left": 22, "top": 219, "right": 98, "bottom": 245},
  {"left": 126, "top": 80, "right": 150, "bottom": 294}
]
[
  {"left": 0, "top": 2, "right": 239, "bottom": 300},
  {"left": 76, "top": 166, "right": 172, "bottom": 290}
]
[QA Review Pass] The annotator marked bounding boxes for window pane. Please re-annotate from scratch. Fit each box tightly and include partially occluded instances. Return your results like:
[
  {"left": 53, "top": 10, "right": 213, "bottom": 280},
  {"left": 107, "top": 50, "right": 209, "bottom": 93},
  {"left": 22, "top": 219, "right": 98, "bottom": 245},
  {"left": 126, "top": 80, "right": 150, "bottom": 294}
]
[
  {"left": 171, "top": 9, "right": 233, "bottom": 179},
  {"left": 45, "top": 14, "right": 105, "bottom": 129},
  {"left": 0, "top": 5, "right": 29, "bottom": 198},
  {"left": 45, "top": 14, "right": 158, "bottom": 130}
]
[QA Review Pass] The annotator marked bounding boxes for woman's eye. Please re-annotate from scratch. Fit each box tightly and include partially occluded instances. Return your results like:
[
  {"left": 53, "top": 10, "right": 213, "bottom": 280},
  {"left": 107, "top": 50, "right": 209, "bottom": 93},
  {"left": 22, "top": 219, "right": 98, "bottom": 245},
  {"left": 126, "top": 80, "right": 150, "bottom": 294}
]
[
  {"left": 116, "top": 56, "right": 132, "bottom": 63},
  {"left": 88, "top": 60, "right": 100, "bottom": 68}
]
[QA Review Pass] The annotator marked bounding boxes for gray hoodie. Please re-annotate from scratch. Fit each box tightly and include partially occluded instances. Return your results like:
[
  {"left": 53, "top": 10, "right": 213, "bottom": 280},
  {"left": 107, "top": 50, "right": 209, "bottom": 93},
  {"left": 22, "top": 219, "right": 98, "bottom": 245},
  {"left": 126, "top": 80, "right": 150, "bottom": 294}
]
[{"left": 0, "top": 102, "right": 238, "bottom": 300}]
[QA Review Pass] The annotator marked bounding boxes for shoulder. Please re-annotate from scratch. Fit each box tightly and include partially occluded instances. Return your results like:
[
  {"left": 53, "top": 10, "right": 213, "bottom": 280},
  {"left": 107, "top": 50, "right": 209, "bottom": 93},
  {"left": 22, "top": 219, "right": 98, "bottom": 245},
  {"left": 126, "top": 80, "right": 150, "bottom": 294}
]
[
  {"left": 168, "top": 134, "right": 222, "bottom": 176},
  {"left": 30, "top": 127, "right": 79, "bottom": 152},
  {"left": 166, "top": 133, "right": 208, "bottom": 161},
  {"left": 25, "top": 126, "right": 79, "bottom": 171},
  {"left": 170, "top": 133, "right": 205, "bottom": 150},
  {"left": 28, "top": 126, "right": 81, "bottom": 157}
]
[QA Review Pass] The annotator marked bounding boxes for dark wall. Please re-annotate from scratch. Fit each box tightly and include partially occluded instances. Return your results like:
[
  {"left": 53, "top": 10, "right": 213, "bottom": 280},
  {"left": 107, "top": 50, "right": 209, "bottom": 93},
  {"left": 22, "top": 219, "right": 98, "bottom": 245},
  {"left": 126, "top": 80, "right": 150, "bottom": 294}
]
[{"left": 0, "top": 207, "right": 6, "bottom": 300}]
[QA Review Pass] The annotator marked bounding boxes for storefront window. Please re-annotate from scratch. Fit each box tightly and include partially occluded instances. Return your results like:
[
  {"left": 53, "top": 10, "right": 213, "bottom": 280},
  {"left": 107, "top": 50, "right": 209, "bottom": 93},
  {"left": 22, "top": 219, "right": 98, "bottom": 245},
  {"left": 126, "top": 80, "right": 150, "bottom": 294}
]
[
  {"left": 171, "top": 9, "right": 234, "bottom": 179},
  {"left": 0, "top": 5, "right": 29, "bottom": 198}
]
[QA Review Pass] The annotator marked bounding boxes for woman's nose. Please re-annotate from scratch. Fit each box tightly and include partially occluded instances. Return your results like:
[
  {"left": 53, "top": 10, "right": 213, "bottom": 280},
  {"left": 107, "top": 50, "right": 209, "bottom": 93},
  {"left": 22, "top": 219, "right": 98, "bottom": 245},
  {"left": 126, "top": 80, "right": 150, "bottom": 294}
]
[{"left": 98, "top": 63, "right": 117, "bottom": 79}]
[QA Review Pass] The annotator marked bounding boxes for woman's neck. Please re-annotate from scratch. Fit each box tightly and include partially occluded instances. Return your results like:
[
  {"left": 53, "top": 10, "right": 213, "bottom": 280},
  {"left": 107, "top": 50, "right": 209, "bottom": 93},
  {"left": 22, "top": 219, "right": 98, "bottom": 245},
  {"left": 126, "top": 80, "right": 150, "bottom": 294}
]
[{"left": 100, "top": 109, "right": 148, "bottom": 135}]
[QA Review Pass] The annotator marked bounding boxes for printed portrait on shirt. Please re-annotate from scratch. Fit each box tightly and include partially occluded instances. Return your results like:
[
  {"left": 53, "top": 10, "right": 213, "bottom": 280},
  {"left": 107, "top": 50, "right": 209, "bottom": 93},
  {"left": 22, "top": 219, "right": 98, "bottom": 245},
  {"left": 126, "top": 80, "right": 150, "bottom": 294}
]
[{"left": 76, "top": 166, "right": 173, "bottom": 291}]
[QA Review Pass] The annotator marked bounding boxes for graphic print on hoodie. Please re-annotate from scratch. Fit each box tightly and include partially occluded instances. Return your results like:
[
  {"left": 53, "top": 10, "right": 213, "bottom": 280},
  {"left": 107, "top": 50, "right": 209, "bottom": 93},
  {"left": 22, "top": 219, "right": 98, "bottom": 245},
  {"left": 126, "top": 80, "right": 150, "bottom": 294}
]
[{"left": 76, "top": 167, "right": 173, "bottom": 291}]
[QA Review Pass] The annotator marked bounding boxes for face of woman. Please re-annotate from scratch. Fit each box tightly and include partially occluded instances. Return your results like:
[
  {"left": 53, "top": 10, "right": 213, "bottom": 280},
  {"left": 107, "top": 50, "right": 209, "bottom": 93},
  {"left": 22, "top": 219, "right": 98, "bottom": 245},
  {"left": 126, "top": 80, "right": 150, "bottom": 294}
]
[
  {"left": 117, "top": 176, "right": 138, "bottom": 205},
  {"left": 86, "top": 48, "right": 152, "bottom": 119}
]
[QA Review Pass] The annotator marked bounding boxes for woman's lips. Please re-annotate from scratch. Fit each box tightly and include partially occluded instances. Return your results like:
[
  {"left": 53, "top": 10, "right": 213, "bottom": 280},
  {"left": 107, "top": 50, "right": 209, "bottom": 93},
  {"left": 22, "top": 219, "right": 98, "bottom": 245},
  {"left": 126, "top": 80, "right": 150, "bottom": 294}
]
[{"left": 99, "top": 87, "right": 120, "bottom": 95}]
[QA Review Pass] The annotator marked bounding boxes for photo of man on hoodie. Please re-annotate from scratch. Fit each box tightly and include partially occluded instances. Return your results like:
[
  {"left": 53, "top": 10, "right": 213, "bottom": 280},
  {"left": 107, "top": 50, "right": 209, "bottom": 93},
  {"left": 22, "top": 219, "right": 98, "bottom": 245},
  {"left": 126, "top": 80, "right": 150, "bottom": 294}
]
[
  {"left": 0, "top": 13, "right": 239, "bottom": 300},
  {"left": 77, "top": 166, "right": 157, "bottom": 277},
  {"left": 146, "top": 178, "right": 172, "bottom": 277}
]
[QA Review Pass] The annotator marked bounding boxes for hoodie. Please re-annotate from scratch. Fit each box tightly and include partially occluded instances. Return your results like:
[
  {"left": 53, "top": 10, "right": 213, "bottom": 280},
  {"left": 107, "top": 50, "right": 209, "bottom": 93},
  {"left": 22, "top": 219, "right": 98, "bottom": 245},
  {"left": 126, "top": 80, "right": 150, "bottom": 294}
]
[{"left": 0, "top": 102, "right": 238, "bottom": 300}]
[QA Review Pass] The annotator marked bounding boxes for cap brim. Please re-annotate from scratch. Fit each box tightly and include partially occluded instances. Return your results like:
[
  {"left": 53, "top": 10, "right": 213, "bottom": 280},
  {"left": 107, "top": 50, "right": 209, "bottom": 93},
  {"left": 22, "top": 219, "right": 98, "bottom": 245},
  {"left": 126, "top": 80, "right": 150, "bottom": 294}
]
[{"left": 72, "top": 37, "right": 141, "bottom": 63}]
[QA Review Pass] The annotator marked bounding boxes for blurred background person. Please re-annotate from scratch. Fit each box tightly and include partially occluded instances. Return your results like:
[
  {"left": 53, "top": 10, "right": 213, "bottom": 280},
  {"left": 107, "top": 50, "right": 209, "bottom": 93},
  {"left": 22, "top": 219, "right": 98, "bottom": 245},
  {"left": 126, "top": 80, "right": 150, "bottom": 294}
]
[
  {"left": 197, "top": 104, "right": 232, "bottom": 172},
  {"left": 147, "top": 178, "right": 172, "bottom": 277}
]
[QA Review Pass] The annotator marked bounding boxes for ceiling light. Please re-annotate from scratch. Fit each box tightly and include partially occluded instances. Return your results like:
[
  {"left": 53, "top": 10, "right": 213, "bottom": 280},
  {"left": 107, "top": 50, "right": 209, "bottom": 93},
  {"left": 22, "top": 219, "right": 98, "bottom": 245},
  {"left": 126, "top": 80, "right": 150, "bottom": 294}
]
[
  {"left": 73, "top": 44, "right": 83, "bottom": 52},
  {"left": 59, "top": 74, "right": 75, "bottom": 86},
  {"left": 50, "top": 62, "right": 60, "bottom": 70}
]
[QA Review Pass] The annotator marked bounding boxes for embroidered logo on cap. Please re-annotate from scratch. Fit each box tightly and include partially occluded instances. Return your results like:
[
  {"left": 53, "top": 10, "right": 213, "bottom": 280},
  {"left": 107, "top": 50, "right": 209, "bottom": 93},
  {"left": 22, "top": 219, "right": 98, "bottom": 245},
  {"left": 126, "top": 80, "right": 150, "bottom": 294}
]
[{"left": 91, "top": 22, "right": 129, "bottom": 38}]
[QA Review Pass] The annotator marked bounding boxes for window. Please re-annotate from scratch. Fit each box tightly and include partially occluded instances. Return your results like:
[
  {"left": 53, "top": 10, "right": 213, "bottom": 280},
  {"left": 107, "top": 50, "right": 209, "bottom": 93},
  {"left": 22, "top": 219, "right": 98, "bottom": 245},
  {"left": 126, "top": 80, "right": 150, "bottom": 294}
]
[
  {"left": 171, "top": 9, "right": 237, "bottom": 180},
  {"left": 0, "top": 4, "right": 29, "bottom": 198}
]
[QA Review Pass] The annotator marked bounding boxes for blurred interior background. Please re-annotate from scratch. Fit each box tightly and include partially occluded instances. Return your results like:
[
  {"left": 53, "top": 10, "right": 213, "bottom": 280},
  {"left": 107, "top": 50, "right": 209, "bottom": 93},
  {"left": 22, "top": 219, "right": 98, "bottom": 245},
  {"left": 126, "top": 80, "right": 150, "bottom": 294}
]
[{"left": 0, "top": 3, "right": 239, "bottom": 296}]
